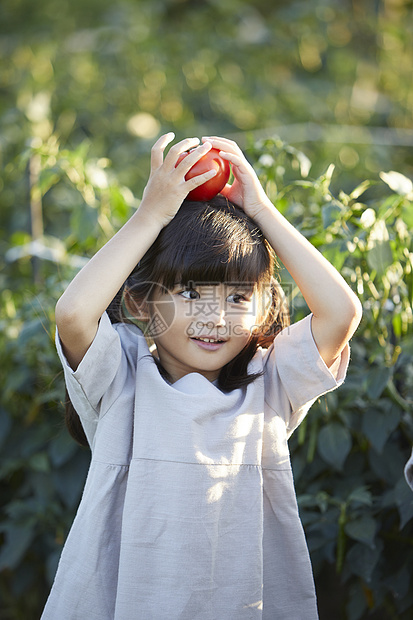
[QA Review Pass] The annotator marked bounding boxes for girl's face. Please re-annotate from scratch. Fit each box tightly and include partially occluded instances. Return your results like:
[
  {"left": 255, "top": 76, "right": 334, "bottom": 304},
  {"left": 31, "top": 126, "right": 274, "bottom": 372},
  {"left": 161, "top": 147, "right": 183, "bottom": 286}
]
[{"left": 148, "top": 282, "right": 264, "bottom": 384}]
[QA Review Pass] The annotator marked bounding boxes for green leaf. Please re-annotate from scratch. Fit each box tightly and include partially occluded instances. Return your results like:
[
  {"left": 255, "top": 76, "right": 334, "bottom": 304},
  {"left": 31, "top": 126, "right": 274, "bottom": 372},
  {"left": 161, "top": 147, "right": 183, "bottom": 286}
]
[
  {"left": 366, "top": 367, "right": 391, "bottom": 400},
  {"left": 317, "top": 423, "right": 352, "bottom": 470},
  {"left": 394, "top": 477, "right": 413, "bottom": 528},
  {"left": 345, "top": 516, "right": 377, "bottom": 548},
  {"left": 346, "top": 580, "right": 368, "bottom": 620},
  {"left": 362, "top": 403, "right": 400, "bottom": 453},
  {"left": 320, "top": 163, "right": 335, "bottom": 189},
  {"left": 46, "top": 550, "right": 62, "bottom": 586},
  {"left": 322, "top": 241, "right": 347, "bottom": 271},
  {"left": 17, "top": 319, "right": 45, "bottom": 347},
  {"left": 70, "top": 206, "right": 99, "bottom": 243},
  {"left": 367, "top": 242, "right": 393, "bottom": 275},
  {"left": 401, "top": 200, "right": 413, "bottom": 229},
  {"left": 39, "top": 168, "right": 61, "bottom": 195},
  {"left": 0, "top": 524, "right": 35, "bottom": 570},
  {"left": 369, "top": 443, "right": 407, "bottom": 485},
  {"left": 48, "top": 431, "right": 78, "bottom": 467},
  {"left": 0, "top": 407, "right": 12, "bottom": 449},
  {"left": 347, "top": 486, "right": 373, "bottom": 507},
  {"left": 345, "top": 540, "right": 383, "bottom": 582},
  {"left": 383, "top": 564, "right": 411, "bottom": 599},
  {"left": 109, "top": 185, "right": 130, "bottom": 220},
  {"left": 52, "top": 450, "right": 90, "bottom": 509},
  {"left": 322, "top": 202, "right": 343, "bottom": 229},
  {"left": 29, "top": 452, "right": 50, "bottom": 473}
]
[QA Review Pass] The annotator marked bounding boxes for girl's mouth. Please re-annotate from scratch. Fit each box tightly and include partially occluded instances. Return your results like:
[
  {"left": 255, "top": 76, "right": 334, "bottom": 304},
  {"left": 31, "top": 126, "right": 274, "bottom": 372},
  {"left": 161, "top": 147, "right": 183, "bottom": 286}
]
[{"left": 190, "top": 336, "right": 226, "bottom": 351}]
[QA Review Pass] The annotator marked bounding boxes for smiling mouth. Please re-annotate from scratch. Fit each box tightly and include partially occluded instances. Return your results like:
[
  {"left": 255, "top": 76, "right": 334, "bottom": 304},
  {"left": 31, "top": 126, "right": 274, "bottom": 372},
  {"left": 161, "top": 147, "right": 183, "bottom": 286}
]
[
  {"left": 190, "top": 336, "right": 227, "bottom": 350},
  {"left": 191, "top": 336, "right": 227, "bottom": 343}
]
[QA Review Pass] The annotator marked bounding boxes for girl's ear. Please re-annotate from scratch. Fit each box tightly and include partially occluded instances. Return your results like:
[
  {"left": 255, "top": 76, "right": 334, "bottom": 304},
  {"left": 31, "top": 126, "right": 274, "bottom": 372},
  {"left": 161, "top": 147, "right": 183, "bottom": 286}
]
[
  {"left": 254, "top": 277, "right": 290, "bottom": 347},
  {"left": 123, "top": 289, "right": 150, "bottom": 321}
]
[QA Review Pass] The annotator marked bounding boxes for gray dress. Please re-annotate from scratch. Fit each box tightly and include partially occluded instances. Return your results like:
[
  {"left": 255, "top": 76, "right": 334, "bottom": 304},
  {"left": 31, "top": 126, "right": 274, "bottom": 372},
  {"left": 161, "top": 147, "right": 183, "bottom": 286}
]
[
  {"left": 42, "top": 312, "right": 349, "bottom": 620},
  {"left": 405, "top": 449, "right": 413, "bottom": 490}
]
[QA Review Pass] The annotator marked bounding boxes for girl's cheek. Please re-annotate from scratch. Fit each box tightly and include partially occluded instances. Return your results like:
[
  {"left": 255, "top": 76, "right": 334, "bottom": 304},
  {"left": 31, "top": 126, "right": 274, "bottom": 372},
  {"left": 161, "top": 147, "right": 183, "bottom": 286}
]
[
  {"left": 239, "top": 312, "right": 260, "bottom": 332},
  {"left": 151, "top": 298, "right": 176, "bottom": 327}
]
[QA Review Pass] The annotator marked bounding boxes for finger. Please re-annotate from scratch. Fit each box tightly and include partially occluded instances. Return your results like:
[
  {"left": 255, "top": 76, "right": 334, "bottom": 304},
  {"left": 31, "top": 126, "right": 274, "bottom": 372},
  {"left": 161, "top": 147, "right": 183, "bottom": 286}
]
[
  {"left": 150, "top": 132, "right": 175, "bottom": 170},
  {"left": 201, "top": 136, "right": 239, "bottom": 152},
  {"left": 218, "top": 183, "right": 232, "bottom": 199},
  {"left": 218, "top": 151, "right": 244, "bottom": 167},
  {"left": 163, "top": 137, "right": 201, "bottom": 170},
  {"left": 174, "top": 141, "right": 213, "bottom": 175},
  {"left": 184, "top": 168, "right": 217, "bottom": 192}
]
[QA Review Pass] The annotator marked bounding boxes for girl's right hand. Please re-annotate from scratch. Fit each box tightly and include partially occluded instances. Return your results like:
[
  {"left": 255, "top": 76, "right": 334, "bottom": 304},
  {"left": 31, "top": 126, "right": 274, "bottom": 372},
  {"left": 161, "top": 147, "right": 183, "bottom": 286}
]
[{"left": 138, "top": 133, "right": 218, "bottom": 228}]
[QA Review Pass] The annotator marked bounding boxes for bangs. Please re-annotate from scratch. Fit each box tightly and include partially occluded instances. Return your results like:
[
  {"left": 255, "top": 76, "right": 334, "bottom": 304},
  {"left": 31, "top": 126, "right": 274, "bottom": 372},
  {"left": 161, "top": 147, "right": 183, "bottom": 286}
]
[{"left": 141, "top": 197, "right": 273, "bottom": 292}]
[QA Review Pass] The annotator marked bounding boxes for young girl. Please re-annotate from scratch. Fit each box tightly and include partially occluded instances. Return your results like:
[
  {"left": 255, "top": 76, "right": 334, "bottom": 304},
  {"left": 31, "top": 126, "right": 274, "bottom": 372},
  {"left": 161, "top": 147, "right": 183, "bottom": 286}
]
[{"left": 42, "top": 134, "right": 362, "bottom": 620}]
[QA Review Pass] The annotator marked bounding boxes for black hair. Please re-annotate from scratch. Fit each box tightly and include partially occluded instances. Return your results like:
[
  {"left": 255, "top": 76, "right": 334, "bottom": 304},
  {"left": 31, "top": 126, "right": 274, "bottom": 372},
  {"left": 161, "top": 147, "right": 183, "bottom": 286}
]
[{"left": 65, "top": 195, "right": 289, "bottom": 446}]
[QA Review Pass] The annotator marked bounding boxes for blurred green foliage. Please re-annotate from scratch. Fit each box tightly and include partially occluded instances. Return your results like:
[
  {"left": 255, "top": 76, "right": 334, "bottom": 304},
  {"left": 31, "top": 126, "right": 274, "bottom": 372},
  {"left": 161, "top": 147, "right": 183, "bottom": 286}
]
[
  {"left": 252, "top": 138, "right": 413, "bottom": 619},
  {"left": 1, "top": 0, "right": 413, "bottom": 618}
]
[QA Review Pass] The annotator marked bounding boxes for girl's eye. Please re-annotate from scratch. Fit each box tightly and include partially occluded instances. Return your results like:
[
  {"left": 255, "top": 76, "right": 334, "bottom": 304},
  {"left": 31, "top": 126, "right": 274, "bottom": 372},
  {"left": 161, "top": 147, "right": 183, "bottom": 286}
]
[
  {"left": 227, "top": 293, "right": 249, "bottom": 304},
  {"left": 179, "top": 288, "right": 200, "bottom": 300}
]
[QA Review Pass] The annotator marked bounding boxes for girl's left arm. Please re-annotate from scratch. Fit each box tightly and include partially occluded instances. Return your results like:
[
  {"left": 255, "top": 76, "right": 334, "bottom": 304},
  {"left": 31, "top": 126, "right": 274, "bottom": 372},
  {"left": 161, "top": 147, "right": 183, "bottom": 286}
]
[{"left": 203, "top": 136, "right": 362, "bottom": 369}]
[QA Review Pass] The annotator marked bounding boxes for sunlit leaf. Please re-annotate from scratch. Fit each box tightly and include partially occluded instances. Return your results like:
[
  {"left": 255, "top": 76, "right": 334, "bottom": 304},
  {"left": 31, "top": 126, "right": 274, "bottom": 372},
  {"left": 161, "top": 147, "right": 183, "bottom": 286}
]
[
  {"left": 367, "top": 221, "right": 394, "bottom": 275},
  {"left": 295, "top": 150, "right": 312, "bottom": 178},
  {"left": 70, "top": 205, "right": 99, "bottom": 243},
  {"left": 2, "top": 4, "right": 413, "bottom": 615},
  {"left": 367, "top": 241, "right": 393, "bottom": 275},
  {"left": 380, "top": 171, "right": 413, "bottom": 197},
  {"left": 359, "top": 208, "right": 376, "bottom": 229},
  {"left": 322, "top": 241, "right": 347, "bottom": 270},
  {"left": 350, "top": 180, "right": 372, "bottom": 200},
  {"left": 39, "top": 169, "right": 61, "bottom": 195}
]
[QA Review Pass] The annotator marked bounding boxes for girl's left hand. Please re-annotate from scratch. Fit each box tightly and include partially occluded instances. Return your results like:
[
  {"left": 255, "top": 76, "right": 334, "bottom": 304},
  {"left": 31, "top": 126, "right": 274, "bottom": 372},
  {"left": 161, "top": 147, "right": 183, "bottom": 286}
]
[{"left": 201, "top": 136, "right": 271, "bottom": 220}]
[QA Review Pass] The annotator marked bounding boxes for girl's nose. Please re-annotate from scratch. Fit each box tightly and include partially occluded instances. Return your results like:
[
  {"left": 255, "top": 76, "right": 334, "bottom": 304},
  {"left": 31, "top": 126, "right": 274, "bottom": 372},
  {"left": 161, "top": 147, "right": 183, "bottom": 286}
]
[
  {"left": 202, "top": 307, "right": 226, "bottom": 330},
  {"left": 214, "top": 309, "right": 226, "bottom": 327}
]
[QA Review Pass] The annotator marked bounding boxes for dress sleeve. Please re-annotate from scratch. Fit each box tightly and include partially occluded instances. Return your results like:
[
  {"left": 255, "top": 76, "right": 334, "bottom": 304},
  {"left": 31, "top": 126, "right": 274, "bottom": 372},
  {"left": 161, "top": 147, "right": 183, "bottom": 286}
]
[
  {"left": 405, "top": 449, "right": 413, "bottom": 491},
  {"left": 56, "top": 312, "right": 140, "bottom": 445},
  {"left": 263, "top": 314, "right": 350, "bottom": 438}
]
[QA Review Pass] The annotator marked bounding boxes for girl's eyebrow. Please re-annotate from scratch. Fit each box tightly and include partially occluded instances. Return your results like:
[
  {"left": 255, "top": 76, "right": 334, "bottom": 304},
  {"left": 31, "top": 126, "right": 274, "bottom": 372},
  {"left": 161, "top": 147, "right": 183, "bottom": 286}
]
[
  {"left": 227, "top": 283, "right": 255, "bottom": 293},
  {"left": 173, "top": 280, "right": 194, "bottom": 288},
  {"left": 171, "top": 281, "right": 198, "bottom": 292}
]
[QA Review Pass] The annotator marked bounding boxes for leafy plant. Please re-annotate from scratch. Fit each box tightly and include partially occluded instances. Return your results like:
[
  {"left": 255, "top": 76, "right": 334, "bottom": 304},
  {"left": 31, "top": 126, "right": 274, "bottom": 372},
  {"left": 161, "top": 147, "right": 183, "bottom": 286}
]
[
  {"left": 248, "top": 137, "right": 413, "bottom": 619},
  {"left": 1, "top": 133, "right": 412, "bottom": 619},
  {"left": 2, "top": 1, "right": 413, "bottom": 617},
  {"left": 0, "top": 136, "right": 134, "bottom": 618}
]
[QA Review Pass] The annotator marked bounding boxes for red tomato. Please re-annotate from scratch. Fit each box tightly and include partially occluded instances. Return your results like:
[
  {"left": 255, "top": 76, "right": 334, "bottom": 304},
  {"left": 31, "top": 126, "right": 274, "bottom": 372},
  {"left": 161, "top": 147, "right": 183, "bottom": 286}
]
[{"left": 176, "top": 148, "right": 231, "bottom": 201}]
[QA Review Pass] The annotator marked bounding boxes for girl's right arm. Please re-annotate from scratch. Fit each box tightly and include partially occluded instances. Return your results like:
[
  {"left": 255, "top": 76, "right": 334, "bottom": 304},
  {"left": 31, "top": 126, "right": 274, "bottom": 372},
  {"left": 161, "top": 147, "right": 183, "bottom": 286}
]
[{"left": 55, "top": 134, "right": 217, "bottom": 370}]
